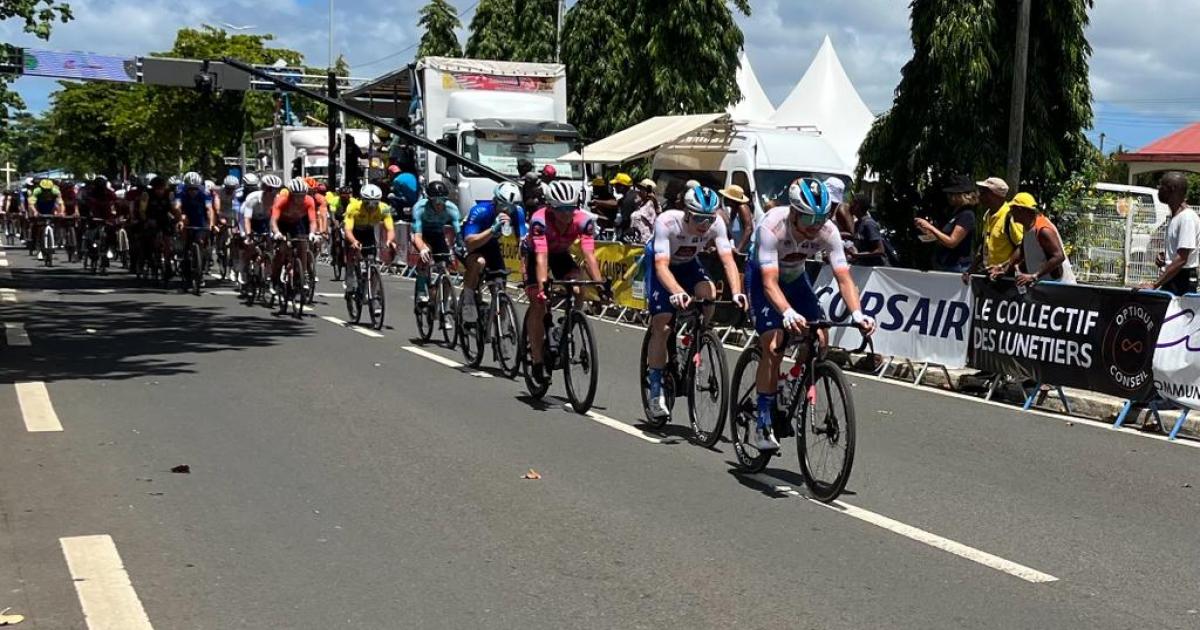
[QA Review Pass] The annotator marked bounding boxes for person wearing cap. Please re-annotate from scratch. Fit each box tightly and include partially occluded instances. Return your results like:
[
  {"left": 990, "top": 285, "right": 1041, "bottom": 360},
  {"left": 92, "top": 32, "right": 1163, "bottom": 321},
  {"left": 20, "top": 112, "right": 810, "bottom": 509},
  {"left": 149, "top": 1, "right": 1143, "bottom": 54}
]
[
  {"left": 824, "top": 177, "right": 854, "bottom": 239},
  {"left": 627, "top": 179, "right": 661, "bottom": 244},
  {"left": 538, "top": 164, "right": 558, "bottom": 184},
  {"left": 916, "top": 174, "right": 978, "bottom": 273},
  {"left": 592, "top": 173, "right": 636, "bottom": 237},
  {"left": 967, "top": 176, "right": 1023, "bottom": 283},
  {"left": 719, "top": 184, "right": 754, "bottom": 252},
  {"left": 990, "top": 192, "right": 1074, "bottom": 285}
]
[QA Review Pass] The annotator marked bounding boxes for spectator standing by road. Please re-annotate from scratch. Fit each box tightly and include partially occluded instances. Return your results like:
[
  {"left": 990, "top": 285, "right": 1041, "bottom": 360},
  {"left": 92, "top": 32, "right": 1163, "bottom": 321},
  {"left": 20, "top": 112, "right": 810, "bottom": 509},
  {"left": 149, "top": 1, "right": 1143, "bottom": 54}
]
[
  {"left": 993, "top": 192, "right": 1074, "bottom": 285},
  {"left": 591, "top": 173, "right": 637, "bottom": 237},
  {"left": 627, "top": 179, "right": 660, "bottom": 244},
  {"left": 916, "top": 175, "right": 977, "bottom": 273},
  {"left": 966, "top": 176, "right": 1023, "bottom": 283},
  {"left": 847, "top": 199, "right": 888, "bottom": 267},
  {"left": 825, "top": 177, "right": 854, "bottom": 239},
  {"left": 1148, "top": 172, "right": 1199, "bottom": 295},
  {"left": 719, "top": 184, "right": 754, "bottom": 252}
]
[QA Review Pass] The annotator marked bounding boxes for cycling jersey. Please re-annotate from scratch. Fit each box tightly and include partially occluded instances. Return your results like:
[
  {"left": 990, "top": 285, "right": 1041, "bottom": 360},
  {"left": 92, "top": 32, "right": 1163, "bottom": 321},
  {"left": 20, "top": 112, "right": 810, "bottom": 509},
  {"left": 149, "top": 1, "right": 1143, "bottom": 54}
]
[
  {"left": 462, "top": 201, "right": 527, "bottom": 242},
  {"left": 411, "top": 198, "right": 462, "bottom": 235},
  {"left": 175, "top": 187, "right": 212, "bottom": 228},
  {"left": 32, "top": 187, "right": 61, "bottom": 215},
  {"left": 241, "top": 191, "right": 275, "bottom": 234},
  {"left": 649, "top": 209, "right": 732, "bottom": 264},
  {"left": 751, "top": 206, "right": 847, "bottom": 283},
  {"left": 343, "top": 199, "right": 394, "bottom": 231},
  {"left": 326, "top": 193, "right": 352, "bottom": 221},
  {"left": 271, "top": 193, "right": 316, "bottom": 233},
  {"left": 526, "top": 208, "right": 595, "bottom": 255},
  {"left": 80, "top": 187, "right": 116, "bottom": 220},
  {"left": 141, "top": 191, "right": 174, "bottom": 224},
  {"left": 217, "top": 188, "right": 240, "bottom": 222}
]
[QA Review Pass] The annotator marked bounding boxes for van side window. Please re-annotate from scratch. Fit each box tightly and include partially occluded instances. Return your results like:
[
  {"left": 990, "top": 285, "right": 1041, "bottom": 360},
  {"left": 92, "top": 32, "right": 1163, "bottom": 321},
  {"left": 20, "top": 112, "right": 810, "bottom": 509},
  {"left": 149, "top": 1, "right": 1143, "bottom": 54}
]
[{"left": 732, "top": 171, "right": 751, "bottom": 194}]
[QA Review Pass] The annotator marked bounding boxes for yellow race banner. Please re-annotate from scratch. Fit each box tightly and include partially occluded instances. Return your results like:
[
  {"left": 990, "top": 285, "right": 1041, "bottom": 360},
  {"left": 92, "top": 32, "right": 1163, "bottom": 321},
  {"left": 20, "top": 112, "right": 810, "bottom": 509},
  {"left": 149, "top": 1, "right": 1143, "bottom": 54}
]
[{"left": 497, "top": 234, "right": 647, "bottom": 310}]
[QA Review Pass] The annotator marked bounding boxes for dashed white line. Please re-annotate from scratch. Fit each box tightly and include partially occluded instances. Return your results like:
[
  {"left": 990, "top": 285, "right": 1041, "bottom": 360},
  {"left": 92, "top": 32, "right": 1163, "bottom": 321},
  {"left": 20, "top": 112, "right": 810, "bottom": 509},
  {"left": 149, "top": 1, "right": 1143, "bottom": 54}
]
[
  {"left": 60, "top": 535, "right": 154, "bottom": 630},
  {"left": 402, "top": 345, "right": 493, "bottom": 378},
  {"left": 5, "top": 322, "right": 30, "bottom": 346},
  {"left": 564, "top": 405, "right": 666, "bottom": 443},
  {"left": 0, "top": 258, "right": 9, "bottom": 267},
  {"left": 15, "top": 382, "right": 63, "bottom": 432},
  {"left": 1, "top": 288, "right": 15, "bottom": 303},
  {"left": 320, "top": 315, "right": 385, "bottom": 339}
]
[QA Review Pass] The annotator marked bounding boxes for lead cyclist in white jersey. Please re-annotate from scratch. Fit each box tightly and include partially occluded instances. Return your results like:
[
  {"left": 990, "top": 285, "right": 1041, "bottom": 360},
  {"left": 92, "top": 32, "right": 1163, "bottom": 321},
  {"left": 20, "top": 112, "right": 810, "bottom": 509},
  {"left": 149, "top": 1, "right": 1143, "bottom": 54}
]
[
  {"left": 644, "top": 186, "right": 748, "bottom": 419},
  {"left": 746, "top": 177, "right": 876, "bottom": 451}
]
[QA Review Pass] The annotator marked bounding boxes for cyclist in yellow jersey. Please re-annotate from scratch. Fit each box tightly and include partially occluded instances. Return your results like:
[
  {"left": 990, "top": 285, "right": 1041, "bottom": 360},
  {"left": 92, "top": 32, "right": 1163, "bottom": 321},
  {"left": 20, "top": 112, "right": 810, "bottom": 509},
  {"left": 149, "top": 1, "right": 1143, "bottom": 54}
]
[{"left": 343, "top": 184, "right": 396, "bottom": 295}]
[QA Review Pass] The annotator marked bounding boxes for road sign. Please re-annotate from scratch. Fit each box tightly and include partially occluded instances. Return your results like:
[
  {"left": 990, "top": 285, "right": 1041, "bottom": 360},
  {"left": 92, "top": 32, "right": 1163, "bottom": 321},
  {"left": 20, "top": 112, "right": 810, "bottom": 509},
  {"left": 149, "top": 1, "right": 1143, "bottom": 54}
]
[{"left": 141, "top": 57, "right": 250, "bottom": 91}]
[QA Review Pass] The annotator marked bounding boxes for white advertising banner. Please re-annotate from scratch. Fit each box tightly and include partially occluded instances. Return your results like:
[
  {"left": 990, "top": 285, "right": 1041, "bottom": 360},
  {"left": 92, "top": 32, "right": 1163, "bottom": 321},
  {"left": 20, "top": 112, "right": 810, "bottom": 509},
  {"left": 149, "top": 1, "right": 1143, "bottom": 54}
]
[
  {"left": 1153, "top": 295, "right": 1200, "bottom": 411},
  {"left": 813, "top": 266, "right": 972, "bottom": 368}
]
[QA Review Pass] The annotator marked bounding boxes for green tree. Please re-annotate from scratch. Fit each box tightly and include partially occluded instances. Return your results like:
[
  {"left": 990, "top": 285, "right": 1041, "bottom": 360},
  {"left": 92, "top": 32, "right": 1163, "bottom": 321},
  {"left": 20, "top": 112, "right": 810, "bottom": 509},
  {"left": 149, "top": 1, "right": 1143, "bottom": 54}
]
[
  {"left": 859, "top": 0, "right": 1095, "bottom": 215},
  {"left": 562, "top": 0, "right": 749, "bottom": 141},
  {"left": 1, "top": 110, "right": 53, "bottom": 173},
  {"left": 465, "top": 0, "right": 515, "bottom": 60},
  {"left": 512, "top": 0, "right": 558, "bottom": 62},
  {"left": 1, "top": 0, "right": 73, "bottom": 157},
  {"left": 43, "top": 81, "right": 130, "bottom": 176},
  {"left": 417, "top": 0, "right": 463, "bottom": 59}
]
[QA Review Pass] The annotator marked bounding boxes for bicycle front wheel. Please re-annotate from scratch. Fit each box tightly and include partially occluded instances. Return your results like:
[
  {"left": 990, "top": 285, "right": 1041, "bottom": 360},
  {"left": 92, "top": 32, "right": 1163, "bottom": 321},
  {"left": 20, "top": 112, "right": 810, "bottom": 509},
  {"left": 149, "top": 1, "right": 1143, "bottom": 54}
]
[
  {"left": 797, "top": 361, "right": 856, "bottom": 503},
  {"left": 562, "top": 310, "right": 599, "bottom": 414},
  {"left": 494, "top": 292, "right": 521, "bottom": 379},
  {"left": 438, "top": 275, "right": 457, "bottom": 347},
  {"left": 458, "top": 295, "right": 485, "bottom": 367},
  {"left": 729, "top": 346, "right": 770, "bottom": 473},
  {"left": 519, "top": 314, "right": 549, "bottom": 399},
  {"left": 638, "top": 327, "right": 673, "bottom": 429},
  {"left": 346, "top": 268, "right": 363, "bottom": 323},
  {"left": 687, "top": 330, "right": 729, "bottom": 449},
  {"left": 367, "top": 265, "right": 385, "bottom": 330}
]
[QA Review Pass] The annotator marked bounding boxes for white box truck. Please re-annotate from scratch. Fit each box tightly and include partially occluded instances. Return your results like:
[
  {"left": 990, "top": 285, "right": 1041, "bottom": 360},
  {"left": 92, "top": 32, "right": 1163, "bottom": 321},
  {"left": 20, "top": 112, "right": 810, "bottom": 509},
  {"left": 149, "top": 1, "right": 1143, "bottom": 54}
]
[{"left": 412, "top": 57, "right": 582, "bottom": 206}]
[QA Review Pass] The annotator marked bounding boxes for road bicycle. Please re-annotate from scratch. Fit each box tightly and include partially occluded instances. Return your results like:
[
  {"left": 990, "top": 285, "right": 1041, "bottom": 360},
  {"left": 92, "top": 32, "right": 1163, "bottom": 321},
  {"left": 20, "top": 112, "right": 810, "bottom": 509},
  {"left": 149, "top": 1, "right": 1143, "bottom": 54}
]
[
  {"left": 114, "top": 218, "right": 131, "bottom": 269},
  {"left": 519, "top": 279, "right": 610, "bottom": 414},
  {"left": 729, "top": 321, "right": 861, "bottom": 502},
  {"left": 36, "top": 216, "right": 56, "bottom": 267},
  {"left": 638, "top": 299, "right": 735, "bottom": 448},
  {"left": 80, "top": 217, "right": 110, "bottom": 275},
  {"left": 328, "top": 221, "right": 346, "bottom": 281},
  {"left": 414, "top": 252, "right": 457, "bottom": 347},
  {"left": 345, "top": 243, "right": 386, "bottom": 330},
  {"left": 241, "top": 234, "right": 273, "bottom": 307},
  {"left": 179, "top": 227, "right": 210, "bottom": 296},
  {"left": 213, "top": 220, "right": 236, "bottom": 281},
  {"left": 459, "top": 269, "right": 520, "bottom": 378},
  {"left": 61, "top": 216, "right": 78, "bottom": 263},
  {"left": 276, "top": 237, "right": 311, "bottom": 318}
]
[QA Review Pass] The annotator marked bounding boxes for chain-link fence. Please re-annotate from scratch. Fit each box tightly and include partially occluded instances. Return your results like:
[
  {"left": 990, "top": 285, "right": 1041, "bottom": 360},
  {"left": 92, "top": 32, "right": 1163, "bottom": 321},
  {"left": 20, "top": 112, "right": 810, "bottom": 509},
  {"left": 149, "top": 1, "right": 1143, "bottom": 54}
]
[{"left": 1060, "top": 193, "right": 1175, "bottom": 288}]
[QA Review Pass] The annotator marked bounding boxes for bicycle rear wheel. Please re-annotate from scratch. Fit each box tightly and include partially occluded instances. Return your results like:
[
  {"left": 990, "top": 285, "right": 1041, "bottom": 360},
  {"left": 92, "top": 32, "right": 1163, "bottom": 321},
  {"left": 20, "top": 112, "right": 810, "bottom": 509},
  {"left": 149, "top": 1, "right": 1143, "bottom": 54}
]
[
  {"left": 458, "top": 295, "right": 485, "bottom": 367},
  {"left": 687, "top": 330, "right": 729, "bottom": 449},
  {"left": 494, "top": 292, "right": 521, "bottom": 379},
  {"left": 797, "top": 361, "right": 856, "bottom": 503},
  {"left": 519, "top": 314, "right": 550, "bottom": 399},
  {"left": 190, "top": 243, "right": 203, "bottom": 295},
  {"left": 638, "top": 327, "right": 674, "bottom": 429},
  {"left": 346, "top": 267, "right": 364, "bottom": 323},
  {"left": 290, "top": 258, "right": 305, "bottom": 318},
  {"left": 438, "top": 275, "right": 457, "bottom": 347},
  {"left": 729, "top": 346, "right": 771, "bottom": 473},
  {"left": 367, "top": 265, "right": 385, "bottom": 330},
  {"left": 562, "top": 310, "right": 599, "bottom": 414},
  {"left": 414, "top": 288, "right": 434, "bottom": 341}
]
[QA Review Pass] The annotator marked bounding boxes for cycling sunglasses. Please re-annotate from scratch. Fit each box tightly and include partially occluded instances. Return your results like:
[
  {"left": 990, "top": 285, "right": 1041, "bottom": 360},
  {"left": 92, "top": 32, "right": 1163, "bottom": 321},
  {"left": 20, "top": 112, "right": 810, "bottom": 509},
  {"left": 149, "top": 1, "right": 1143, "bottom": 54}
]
[
  {"left": 687, "top": 212, "right": 717, "bottom": 226},
  {"left": 791, "top": 211, "right": 829, "bottom": 228}
]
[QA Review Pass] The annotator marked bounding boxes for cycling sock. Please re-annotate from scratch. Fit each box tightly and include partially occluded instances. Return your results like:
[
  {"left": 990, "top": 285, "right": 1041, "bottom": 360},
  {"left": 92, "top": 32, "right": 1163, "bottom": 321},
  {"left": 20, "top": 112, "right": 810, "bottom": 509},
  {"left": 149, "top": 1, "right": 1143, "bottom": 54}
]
[
  {"left": 756, "top": 392, "right": 775, "bottom": 430},
  {"left": 647, "top": 368, "right": 663, "bottom": 398}
]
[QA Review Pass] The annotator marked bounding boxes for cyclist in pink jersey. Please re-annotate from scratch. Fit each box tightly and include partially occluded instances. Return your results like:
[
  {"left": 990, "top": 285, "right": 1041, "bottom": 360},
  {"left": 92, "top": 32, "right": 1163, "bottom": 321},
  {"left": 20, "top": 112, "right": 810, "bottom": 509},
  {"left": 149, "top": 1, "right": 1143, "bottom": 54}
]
[{"left": 523, "top": 181, "right": 604, "bottom": 383}]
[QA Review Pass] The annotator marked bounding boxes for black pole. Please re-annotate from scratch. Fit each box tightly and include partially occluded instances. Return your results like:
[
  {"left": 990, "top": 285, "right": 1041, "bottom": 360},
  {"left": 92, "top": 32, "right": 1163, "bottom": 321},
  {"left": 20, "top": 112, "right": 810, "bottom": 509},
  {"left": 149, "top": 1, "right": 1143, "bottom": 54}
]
[
  {"left": 221, "top": 56, "right": 512, "bottom": 184},
  {"left": 327, "top": 70, "right": 340, "bottom": 188}
]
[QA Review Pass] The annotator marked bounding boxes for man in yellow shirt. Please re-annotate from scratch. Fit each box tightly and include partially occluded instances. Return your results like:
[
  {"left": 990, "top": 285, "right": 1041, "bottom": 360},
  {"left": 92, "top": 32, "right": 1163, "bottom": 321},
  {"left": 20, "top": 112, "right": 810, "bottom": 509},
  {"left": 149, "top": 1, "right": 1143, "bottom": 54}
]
[
  {"left": 964, "top": 177, "right": 1024, "bottom": 283},
  {"left": 342, "top": 184, "right": 396, "bottom": 295}
]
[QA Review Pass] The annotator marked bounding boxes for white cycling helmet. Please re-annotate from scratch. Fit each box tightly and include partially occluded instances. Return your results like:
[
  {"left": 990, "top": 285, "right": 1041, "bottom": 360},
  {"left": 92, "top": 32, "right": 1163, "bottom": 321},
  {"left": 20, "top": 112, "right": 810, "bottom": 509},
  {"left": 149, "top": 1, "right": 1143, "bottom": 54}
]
[
  {"left": 242, "top": 173, "right": 259, "bottom": 187},
  {"left": 222, "top": 175, "right": 240, "bottom": 188},
  {"left": 260, "top": 174, "right": 283, "bottom": 189},
  {"left": 543, "top": 180, "right": 579, "bottom": 209},
  {"left": 183, "top": 172, "right": 203, "bottom": 187},
  {"left": 494, "top": 182, "right": 522, "bottom": 209},
  {"left": 683, "top": 186, "right": 721, "bottom": 215},
  {"left": 286, "top": 177, "right": 309, "bottom": 194},
  {"left": 360, "top": 184, "right": 383, "bottom": 201}
]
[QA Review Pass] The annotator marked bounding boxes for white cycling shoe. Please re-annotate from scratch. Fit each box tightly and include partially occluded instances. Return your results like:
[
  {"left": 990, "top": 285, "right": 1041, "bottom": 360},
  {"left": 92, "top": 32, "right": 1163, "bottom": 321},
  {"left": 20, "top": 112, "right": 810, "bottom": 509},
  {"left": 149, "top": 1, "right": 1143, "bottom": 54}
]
[
  {"left": 754, "top": 427, "right": 780, "bottom": 452},
  {"left": 647, "top": 394, "right": 670, "bottom": 419},
  {"left": 462, "top": 300, "right": 478, "bottom": 324}
]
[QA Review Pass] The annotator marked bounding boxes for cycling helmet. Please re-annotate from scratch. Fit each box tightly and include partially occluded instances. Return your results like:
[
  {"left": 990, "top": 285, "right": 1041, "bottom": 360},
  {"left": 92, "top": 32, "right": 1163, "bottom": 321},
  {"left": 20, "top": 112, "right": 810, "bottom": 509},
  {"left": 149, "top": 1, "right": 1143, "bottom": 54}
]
[
  {"left": 787, "top": 177, "right": 832, "bottom": 224},
  {"left": 540, "top": 164, "right": 557, "bottom": 179},
  {"left": 426, "top": 180, "right": 449, "bottom": 199},
  {"left": 92, "top": 175, "right": 108, "bottom": 187},
  {"left": 387, "top": 164, "right": 401, "bottom": 175},
  {"left": 149, "top": 176, "right": 167, "bottom": 189},
  {"left": 683, "top": 186, "right": 721, "bottom": 215},
  {"left": 493, "top": 182, "right": 522, "bottom": 209},
  {"left": 23, "top": 177, "right": 34, "bottom": 188},
  {"left": 360, "top": 184, "right": 383, "bottom": 201},
  {"left": 287, "top": 177, "right": 309, "bottom": 194},
  {"left": 543, "top": 180, "right": 579, "bottom": 209},
  {"left": 183, "top": 172, "right": 203, "bottom": 187},
  {"left": 168, "top": 175, "right": 180, "bottom": 186},
  {"left": 223, "top": 175, "right": 240, "bottom": 188},
  {"left": 242, "top": 173, "right": 259, "bottom": 187},
  {"left": 260, "top": 174, "right": 283, "bottom": 189},
  {"left": 38, "top": 179, "right": 54, "bottom": 190},
  {"left": 204, "top": 179, "right": 217, "bottom": 191},
  {"left": 337, "top": 185, "right": 354, "bottom": 195},
  {"left": 315, "top": 183, "right": 327, "bottom": 194}
]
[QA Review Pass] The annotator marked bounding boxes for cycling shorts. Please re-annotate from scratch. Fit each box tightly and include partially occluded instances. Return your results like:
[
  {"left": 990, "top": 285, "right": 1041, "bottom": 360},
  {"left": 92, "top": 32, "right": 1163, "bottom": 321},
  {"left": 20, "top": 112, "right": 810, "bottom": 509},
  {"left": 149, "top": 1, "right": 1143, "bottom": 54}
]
[
  {"left": 746, "top": 261, "right": 823, "bottom": 334},
  {"left": 277, "top": 219, "right": 308, "bottom": 238},
  {"left": 421, "top": 228, "right": 450, "bottom": 257},
  {"left": 248, "top": 217, "right": 271, "bottom": 236},
  {"left": 466, "top": 238, "right": 507, "bottom": 274},
  {"left": 352, "top": 226, "right": 377, "bottom": 251},
  {"left": 524, "top": 250, "right": 578, "bottom": 296},
  {"left": 644, "top": 240, "right": 712, "bottom": 316}
]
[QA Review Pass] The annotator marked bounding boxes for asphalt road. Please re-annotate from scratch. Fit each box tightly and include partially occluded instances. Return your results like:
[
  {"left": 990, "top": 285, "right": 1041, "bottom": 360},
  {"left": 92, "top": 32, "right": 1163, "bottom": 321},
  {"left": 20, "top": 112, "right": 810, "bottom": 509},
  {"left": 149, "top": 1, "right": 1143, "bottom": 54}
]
[{"left": 1, "top": 245, "right": 1199, "bottom": 629}]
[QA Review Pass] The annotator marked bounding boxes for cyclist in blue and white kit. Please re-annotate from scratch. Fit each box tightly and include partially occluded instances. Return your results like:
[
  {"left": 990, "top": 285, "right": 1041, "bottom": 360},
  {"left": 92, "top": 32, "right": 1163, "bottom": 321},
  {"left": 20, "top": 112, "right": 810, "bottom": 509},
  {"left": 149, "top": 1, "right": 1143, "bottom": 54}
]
[
  {"left": 644, "top": 186, "right": 748, "bottom": 419},
  {"left": 460, "top": 182, "right": 526, "bottom": 323},
  {"left": 411, "top": 180, "right": 462, "bottom": 303},
  {"left": 748, "top": 177, "right": 875, "bottom": 451},
  {"left": 174, "top": 171, "right": 215, "bottom": 283}
]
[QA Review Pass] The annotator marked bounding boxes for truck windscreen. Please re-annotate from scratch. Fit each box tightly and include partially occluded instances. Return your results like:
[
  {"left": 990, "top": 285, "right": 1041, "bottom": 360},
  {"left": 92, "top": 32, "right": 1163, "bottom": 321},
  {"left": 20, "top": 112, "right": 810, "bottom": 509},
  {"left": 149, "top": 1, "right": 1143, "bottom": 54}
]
[{"left": 462, "top": 132, "right": 580, "bottom": 179}]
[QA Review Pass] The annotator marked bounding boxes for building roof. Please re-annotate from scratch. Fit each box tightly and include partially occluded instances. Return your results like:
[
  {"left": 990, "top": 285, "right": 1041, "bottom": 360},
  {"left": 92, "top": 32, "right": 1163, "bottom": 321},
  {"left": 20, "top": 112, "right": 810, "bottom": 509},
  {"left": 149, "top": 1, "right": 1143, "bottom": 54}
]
[
  {"left": 559, "top": 114, "right": 729, "bottom": 164},
  {"left": 1117, "top": 122, "right": 1200, "bottom": 163}
]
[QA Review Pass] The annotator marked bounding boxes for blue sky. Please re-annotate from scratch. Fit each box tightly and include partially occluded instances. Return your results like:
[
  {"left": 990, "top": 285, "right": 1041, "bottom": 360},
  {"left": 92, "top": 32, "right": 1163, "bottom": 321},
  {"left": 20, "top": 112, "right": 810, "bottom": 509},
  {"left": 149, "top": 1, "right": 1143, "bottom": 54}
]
[{"left": 4, "top": 0, "right": 1198, "bottom": 152}]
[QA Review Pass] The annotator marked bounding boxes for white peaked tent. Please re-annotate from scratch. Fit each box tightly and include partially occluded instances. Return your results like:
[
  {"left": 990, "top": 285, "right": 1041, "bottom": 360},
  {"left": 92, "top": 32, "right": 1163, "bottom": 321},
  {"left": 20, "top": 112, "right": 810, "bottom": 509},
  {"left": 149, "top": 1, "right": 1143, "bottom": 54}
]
[
  {"left": 727, "top": 51, "right": 776, "bottom": 123},
  {"left": 770, "top": 36, "right": 875, "bottom": 171}
]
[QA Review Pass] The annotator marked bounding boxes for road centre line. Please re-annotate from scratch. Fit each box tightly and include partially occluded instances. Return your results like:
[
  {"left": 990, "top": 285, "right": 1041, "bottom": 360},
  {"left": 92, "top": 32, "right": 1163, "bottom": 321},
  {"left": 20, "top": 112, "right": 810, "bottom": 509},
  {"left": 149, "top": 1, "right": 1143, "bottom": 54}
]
[
  {"left": 319, "top": 315, "right": 386, "bottom": 339},
  {"left": 0, "top": 258, "right": 8, "bottom": 267},
  {"left": 5, "top": 321, "right": 30, "bottom": 346},
  {"left": 564, "top": 405, "right": 667, "bottom": 444},
  {"left": 60, "top": 535, "right": 154, "bottom": 630},
  {"left": 1, "top": 288, "right": 15, "bottom": 303},
  {"left": 401, "top": 345, "right": 493, "bottom": 378},
  {"left": 15, "top": 382, "right": 63, "bottom": 432}
]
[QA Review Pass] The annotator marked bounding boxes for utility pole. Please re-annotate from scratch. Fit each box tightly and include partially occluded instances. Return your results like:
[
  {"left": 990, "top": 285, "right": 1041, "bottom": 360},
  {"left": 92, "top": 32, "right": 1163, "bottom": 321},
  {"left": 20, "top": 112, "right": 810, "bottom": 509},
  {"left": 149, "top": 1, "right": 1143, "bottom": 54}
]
[
  {"left": 1099, "top": 132, "right": 1106, "bottom": 155},
  {"left": 556, "top": 0, "right": 564, "bottom": 63},
  {"left": 1005, "top": 0, "right": 1032, "bottom": 196}
]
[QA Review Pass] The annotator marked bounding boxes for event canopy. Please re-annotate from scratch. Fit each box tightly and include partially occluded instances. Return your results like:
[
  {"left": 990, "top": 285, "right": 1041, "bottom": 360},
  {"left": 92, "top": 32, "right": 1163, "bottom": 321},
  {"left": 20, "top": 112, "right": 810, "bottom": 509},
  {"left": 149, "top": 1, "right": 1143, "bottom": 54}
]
[
  {"left": 1116, "top": 122, "right": 1200, "bottom": 184},
  {"left": 727, "top": 51, "right": 775, "bottom": 123},
  {"left": 559, "top": 113, "right": 729, "bottom": 164},
  {"left": 770, "top": 36, "right": 875, "bottom": 171}
]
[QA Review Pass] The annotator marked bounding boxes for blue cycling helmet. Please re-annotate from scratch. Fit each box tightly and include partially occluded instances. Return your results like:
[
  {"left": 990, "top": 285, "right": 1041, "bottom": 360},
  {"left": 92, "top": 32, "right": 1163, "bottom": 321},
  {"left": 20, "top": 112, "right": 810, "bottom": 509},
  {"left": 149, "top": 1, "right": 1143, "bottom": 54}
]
[
  {"left": 683, "top": 186, "right": 721, "bottom": 215},
  {"left": 788, "top": 177, "right": 831, "bottom": 224}
]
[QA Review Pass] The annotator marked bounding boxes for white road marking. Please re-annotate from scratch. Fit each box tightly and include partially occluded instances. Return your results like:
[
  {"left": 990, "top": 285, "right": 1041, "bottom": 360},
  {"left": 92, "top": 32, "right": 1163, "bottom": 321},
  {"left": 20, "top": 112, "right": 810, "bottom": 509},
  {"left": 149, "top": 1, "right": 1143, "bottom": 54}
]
[
  {"left": 320, "top": 315, "right": 385, "bottom": 339},
  {"left": 60, "top": 535, "right": 154, "bottom": 630},
  {"left": 1, "top": 288, "right": 15, "bottom": 303},
  {"left": 5, "top": 322, "right": 30, "bottom": 346},
  {"left": 0, "top": 258, "right": 9, "bottom": 267},
  {"left": 15, "top": 382, "right": 63, "bottom": 432},
  {"left": 563, "top": 405, "right": 666, "bottom": 444},
  {"left": 209, "top": 272, "right": 223, "bottom": 280},
  {"left": 759, "top": 482, "right": 1057, "bottom": 584},
  {"left": 402, "top": 345, "right": 493, "bottom": 378},
  {"left": 206, "top": 290, "right": 239, "bottom": 296}
]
